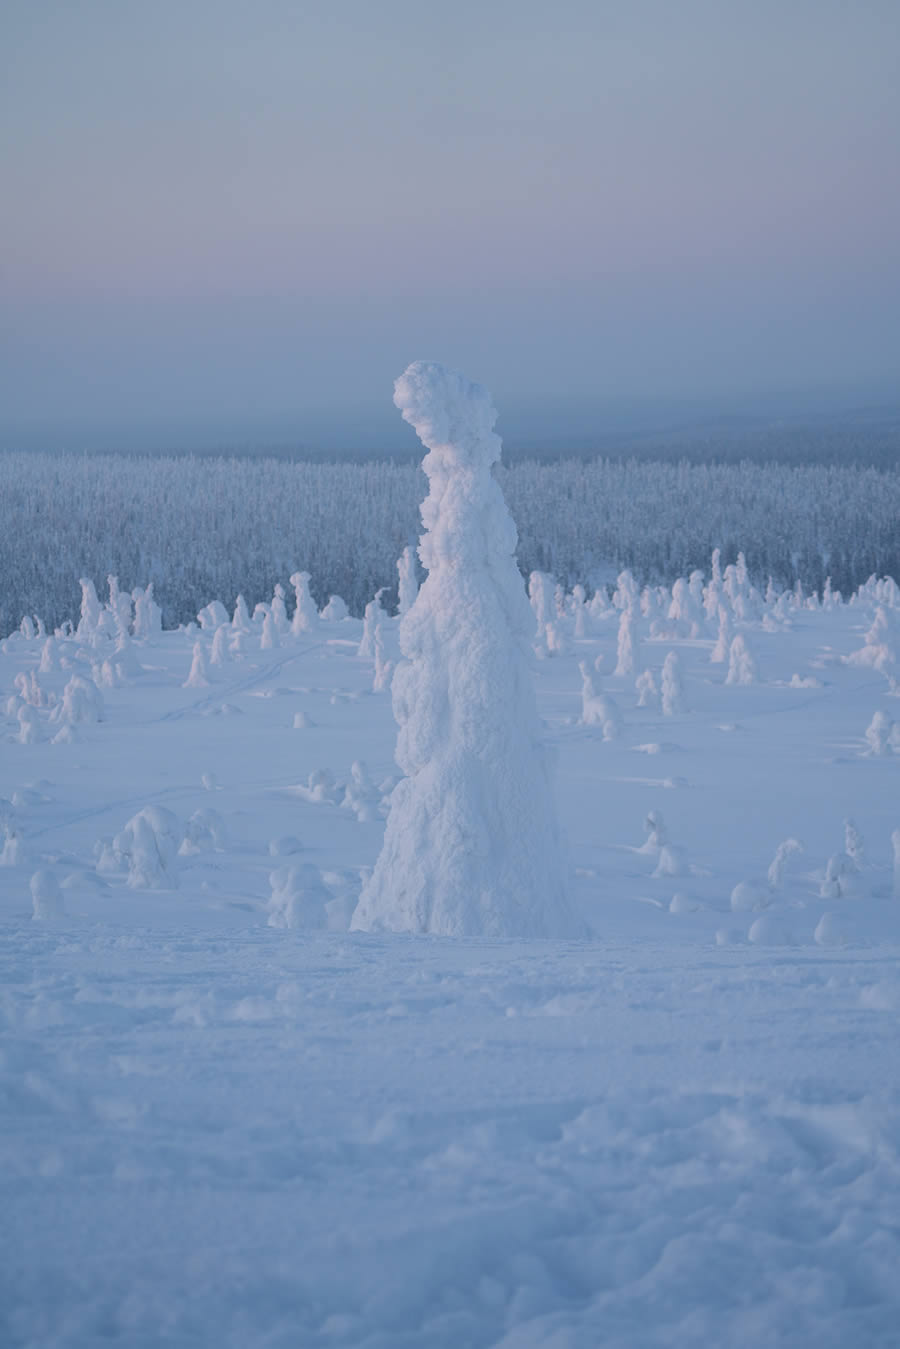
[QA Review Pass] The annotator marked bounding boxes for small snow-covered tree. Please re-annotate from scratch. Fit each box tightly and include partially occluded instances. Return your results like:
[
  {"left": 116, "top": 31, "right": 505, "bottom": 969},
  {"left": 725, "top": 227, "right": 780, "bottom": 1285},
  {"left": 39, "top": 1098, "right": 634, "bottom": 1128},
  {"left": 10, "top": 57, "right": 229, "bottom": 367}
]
[
  {"left": 232, "top": 594, "right": 252, "bottom": 632},
  {"left": 570, "top": 584, "right": 587, "bottom": 638},
  {"left": 372, "top": 623, "right": 393, "bottom": 692},
  {"left": 635, "top": 668, "right": 658, "bottom": 707},
  {"left": 76, "top": 578, "right": 102, "bottom": 639},
  {"left": 725, "top": 633, "right": 757, "bottom": 686},
  {"left": 352, "top": 361, "right": 580, "bottom": 938},
  {"left": 614, "top": 609, "right": 639, "bottom": 677},
  {"left": 579, "top": 661, "right": 621, "bottom": 739},
  {"left": 210, "top": 625, "right": 231, "bottom": 666},
  {"left": 864, "top": 709, "right": 893, "bottom": 756},
  {"left": 661, "top": 652, "right": 684, "bottom": 715},
  {"left": 184, "top": 641, "right": 211, "bottom": 688},
  {"left": 271, "top": 583, "right": 289, "bottom": 632},
  {"left": 320, "top": 594, "right": 348, "bottom": 621},
  {"left": 290, "top": 572, "right": 318, "bottom": 635},
  {"left": 132, "top": 584, "right": 162, "bottom": 641},
  {"left": 358, "top": 589, "right": 387, "bottom": 659},
  {"left": 767, "top": 837, "right": 803, "bottom": 889},
  {"left": 397, "top": 545, "right": 419, "bottom": 616},
  {"left": 260, "top": 609, "right": 278, "bottom": 650},
  {"left": 31, "top": 870, "right": 66, "bottom": 920}
]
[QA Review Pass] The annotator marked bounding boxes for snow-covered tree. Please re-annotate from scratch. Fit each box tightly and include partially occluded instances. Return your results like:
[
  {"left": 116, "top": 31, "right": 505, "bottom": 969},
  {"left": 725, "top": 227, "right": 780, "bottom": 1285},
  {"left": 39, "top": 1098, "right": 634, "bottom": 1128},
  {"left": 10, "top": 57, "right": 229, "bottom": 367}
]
[
  {"left": 661, "top": 652, "right": 685, "bottom": 715},
  {"left": 183, "top": 641, "right": 211, "bottom": 688},
  {"left": 579, "top": 661, "right": 620, "bottom": 739},
  {"left": 614, "top": 609, "right": 640, "bottom": 677},
  {"left": 725, "top": 633, "right": 757, "bottom": 686},
  {"left": 352, "top": 361, "right": 580, "bottom": 938},
  {"left": 396, "top": 545, "right": 419, "bottom": 616},
  {"left": 290, "top": 572, "right": 318, "bottom": 635}
]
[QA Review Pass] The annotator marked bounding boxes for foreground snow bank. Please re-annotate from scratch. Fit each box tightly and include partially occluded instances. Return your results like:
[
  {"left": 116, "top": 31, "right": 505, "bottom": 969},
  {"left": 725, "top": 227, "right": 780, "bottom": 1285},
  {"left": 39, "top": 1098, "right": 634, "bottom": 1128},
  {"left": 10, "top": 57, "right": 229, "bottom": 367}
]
[{"left": 1, "top": 927, "right": 899, "bottom": 1348}]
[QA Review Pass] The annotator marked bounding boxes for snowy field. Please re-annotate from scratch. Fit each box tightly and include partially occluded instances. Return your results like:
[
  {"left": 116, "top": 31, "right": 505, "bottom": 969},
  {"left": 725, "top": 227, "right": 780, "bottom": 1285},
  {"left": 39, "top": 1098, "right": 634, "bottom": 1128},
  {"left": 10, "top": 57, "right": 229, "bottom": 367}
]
[{"left": 3, "top": 561, "right": 900, "bottom": 1347}]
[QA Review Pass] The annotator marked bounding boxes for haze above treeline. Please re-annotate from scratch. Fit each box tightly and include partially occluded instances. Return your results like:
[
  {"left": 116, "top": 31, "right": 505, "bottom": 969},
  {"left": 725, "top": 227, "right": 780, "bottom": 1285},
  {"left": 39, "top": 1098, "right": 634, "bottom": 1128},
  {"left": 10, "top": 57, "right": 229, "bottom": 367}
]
[{"left": 3, "top": 387, "right": 898, "bottom": 469}]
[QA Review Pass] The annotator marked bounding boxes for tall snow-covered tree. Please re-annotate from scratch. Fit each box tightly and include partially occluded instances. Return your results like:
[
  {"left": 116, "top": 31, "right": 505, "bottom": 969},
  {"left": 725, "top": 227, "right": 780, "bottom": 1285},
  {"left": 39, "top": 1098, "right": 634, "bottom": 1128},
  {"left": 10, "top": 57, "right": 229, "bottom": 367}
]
[{"left": 352, "top": 362, "right": 580, "bottom": 938}]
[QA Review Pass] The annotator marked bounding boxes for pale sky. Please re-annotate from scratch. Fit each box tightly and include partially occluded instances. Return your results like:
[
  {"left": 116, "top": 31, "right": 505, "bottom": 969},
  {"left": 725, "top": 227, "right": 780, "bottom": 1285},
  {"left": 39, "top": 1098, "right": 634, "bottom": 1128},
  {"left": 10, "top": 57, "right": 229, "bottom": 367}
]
[{"left": 2, "top": 0, "right": 898, "bottom": 450}]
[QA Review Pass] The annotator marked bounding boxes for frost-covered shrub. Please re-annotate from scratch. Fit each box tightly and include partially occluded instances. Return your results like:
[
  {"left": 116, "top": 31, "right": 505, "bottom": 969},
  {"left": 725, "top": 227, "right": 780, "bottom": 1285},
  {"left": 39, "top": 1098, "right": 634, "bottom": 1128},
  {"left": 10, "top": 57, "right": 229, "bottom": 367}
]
[
  {"left": 52, "top": 675, "right": 104, "bottom": 726},
  {"left": 260, "top": 610, "right": 278, "bottom": 650},
  {"left": 290, "top": 571, "right": 318, "bottom": 635},
  {"left": 661, "top": 652, "right": 685, "bottom": 715},
  {"left": 579, "top": 662, "right": 620, "bottom": 739},
  {"left": 17, "top": 705, "right": 40, "bottom": 744},
  {"left": 710, "top": 607, "right": 732, "bottom": 663},
  {"left": 396, "top": 546, "right": 419, "bottom": 616},
  {"left": 267, "top": 864, "right": 330, "bottom": 929},
  {"left": 198, "top": 600, "right": 229, "bottom": 632},
  {"left": 635, "top": 669, "right": 658, "bottom": 707},
  {"left": 730, "top": 880, "right": 770, "bottom": 912},
  {"left": 341, "top": 761, "right": 382, "bottom": 822},
  {"left": 103, "top": 806, "right": 184, "bottom": 889},
  {"left": 210, "top": 625, "right": 231, "bottom": 666},
  {"left": 320, "top": 594, "right": 348, "bottom": 621},
  {"left": 614, "top": 610, "right": 639, "bottom": 677},
  {"left": 39, "top": 638, "right": 60, "bottom": 673},
  {"left": 31, "top": 870, "right": 66, "bottom": 920},
  {"left": 76, "top": 578, "right": 103, "bottom": 639},
  {"left": 358, "top": 589, "right": 387, "bottom": 659},
  {"left": 132, "top": 584, "right": 162, "bottom": 641},
  {"left": 864, "top": 709, "right": 894, "bottom": 756},
  {"left": 1, "top": 825, "right": 26, "bottom": 867},
  {"left": 653, "top": 844, "right": 687, "bottom": 878},
  {"left": 296, "top": 768, "right": 338, "bottom": 804},
  {"left": 232, "top": 594, "right": 251, "bottom": 632},
  {"left": 767, "top": 838, "right": 804, "bottom": 889},
  {"left": 183, "top": 641, "right": 211, "bottom": 688},
  {"left": 846, "top": 607, "right": 897, "bottom": 676},
  {"left": 725, "top": 634, "right": 757, "bottom": 686},
  {"left": 179, "top": 809, "right": 228, "bottom": 854},
  {"left": 372, "top": 624, "right": 393, "bottom": 692},
  {"left": 668, "top": 577, "right": 701, "bottom": 637},
  {"left": 270, "top": 584, "right": 289, "bottom": 631},
  {"left": 638, "top": 810, "right": 667, "bottom": 855}
]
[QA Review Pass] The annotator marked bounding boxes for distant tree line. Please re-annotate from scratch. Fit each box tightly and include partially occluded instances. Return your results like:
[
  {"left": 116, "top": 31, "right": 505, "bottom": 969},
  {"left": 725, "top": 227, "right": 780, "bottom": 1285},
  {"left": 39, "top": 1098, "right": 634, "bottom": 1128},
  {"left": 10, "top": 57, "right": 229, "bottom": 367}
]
[{"left": 1, "top": 451, "right": 898, "bottom": 635}]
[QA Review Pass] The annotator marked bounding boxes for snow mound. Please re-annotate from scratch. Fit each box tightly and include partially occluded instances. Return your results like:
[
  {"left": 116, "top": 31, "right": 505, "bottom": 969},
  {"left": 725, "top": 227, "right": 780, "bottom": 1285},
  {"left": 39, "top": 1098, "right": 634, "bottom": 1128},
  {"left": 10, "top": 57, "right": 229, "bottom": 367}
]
[
  {"left": 102, "top": 806, "right": 184, "bottom": 889},
  {"left": 31, "top": 870, "right": 66, "bottom": 920},
  {"left": 267, "top": 864, "right": 330, "bottom": 929}
]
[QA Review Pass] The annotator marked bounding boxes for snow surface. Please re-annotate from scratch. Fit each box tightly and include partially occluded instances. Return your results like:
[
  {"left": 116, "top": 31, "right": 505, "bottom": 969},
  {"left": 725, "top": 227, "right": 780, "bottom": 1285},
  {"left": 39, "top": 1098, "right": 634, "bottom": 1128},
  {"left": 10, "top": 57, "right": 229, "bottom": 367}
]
[{"left": 2, "top": 571, "right": 900, "bottom": 1346}]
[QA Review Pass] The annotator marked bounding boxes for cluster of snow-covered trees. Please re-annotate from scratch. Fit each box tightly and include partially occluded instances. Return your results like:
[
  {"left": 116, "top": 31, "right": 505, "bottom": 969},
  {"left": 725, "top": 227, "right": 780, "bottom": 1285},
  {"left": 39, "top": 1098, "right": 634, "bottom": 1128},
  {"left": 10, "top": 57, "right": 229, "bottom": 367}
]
[{"left": 2, "top": 450, "right": 898, "bottom": 636}]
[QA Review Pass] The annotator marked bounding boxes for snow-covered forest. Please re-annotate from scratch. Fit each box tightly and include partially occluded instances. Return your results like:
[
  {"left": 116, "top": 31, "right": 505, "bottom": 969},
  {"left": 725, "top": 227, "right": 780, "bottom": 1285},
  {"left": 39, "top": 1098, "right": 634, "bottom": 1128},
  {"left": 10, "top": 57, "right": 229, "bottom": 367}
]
[{"left": 3, "top": 449, "right": 899, "bottom": 635}]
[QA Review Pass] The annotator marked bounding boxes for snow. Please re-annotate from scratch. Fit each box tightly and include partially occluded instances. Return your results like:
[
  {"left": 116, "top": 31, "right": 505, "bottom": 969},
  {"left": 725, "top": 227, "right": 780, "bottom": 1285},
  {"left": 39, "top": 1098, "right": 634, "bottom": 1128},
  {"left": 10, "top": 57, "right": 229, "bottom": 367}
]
[{"left": 2, "top": 548, "right": 900, "bottom": 1342}]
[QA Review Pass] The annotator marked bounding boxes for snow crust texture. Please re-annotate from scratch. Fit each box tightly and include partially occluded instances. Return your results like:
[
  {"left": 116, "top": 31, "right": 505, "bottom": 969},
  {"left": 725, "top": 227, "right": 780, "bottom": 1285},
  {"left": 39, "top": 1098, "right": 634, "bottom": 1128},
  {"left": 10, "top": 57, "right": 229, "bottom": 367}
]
[{"left": 352, "top": 363, "right": 578, "bottom": 938}]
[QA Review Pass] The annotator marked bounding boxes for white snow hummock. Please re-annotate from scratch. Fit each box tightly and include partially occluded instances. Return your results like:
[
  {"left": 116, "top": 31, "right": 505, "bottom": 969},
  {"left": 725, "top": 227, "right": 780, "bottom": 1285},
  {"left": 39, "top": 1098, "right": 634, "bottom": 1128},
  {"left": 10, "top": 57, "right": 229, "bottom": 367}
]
[
  {"left": 267, "top": 863, "right": 330, "bottom": 929},
  {"left": 31, "top": 869, "right": 66, "bottom": 921},
  {"left": 102, "top": 806, "right": 184, "bottom": 889},
  {"left": 352, "top": 361, "right": 580, "bottom": 938}
]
